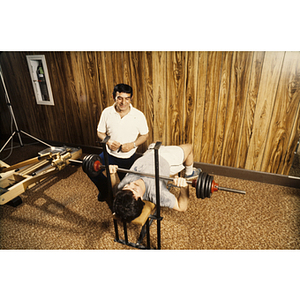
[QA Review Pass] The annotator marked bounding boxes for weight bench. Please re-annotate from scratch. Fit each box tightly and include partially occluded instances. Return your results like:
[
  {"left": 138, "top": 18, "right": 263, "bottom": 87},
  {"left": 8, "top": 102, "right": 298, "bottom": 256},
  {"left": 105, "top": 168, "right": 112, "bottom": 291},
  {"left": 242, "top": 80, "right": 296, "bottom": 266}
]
[
  {"left": 112, "top": 200, "right": 156, "bottom": 249},
  {"left": 100, "top": 138, "right": 163, "bottom": 249}
]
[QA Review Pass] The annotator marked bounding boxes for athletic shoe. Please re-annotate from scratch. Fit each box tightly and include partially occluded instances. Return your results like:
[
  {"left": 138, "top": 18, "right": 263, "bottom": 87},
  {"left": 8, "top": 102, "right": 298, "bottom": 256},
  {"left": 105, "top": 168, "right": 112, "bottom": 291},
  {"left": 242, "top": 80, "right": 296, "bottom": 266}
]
[{"left": 184, "top": 168, "right": 202, "bottom": 180}]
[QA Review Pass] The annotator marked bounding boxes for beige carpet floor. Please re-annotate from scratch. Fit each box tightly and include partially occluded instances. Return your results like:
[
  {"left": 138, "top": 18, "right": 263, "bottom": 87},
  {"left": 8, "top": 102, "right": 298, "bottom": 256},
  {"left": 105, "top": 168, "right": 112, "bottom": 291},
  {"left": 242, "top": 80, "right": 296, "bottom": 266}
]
[{"left": 1, "top": 142, "right": 300, "bottom": 250}]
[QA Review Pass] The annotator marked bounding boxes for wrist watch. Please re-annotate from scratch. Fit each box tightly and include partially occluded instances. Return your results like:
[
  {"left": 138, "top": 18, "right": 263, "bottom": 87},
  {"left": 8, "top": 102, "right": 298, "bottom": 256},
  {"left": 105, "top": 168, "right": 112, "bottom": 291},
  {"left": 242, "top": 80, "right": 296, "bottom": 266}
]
[{"left": 133, "top": 142, "right": 137, "bottom": 148}]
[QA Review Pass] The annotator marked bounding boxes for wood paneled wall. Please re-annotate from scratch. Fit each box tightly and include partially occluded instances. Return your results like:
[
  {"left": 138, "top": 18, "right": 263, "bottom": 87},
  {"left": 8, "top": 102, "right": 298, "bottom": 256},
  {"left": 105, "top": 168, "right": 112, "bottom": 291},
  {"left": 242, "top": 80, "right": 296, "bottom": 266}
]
[{"left": 1, "top": 51, "right": 300, "bottom": 175}]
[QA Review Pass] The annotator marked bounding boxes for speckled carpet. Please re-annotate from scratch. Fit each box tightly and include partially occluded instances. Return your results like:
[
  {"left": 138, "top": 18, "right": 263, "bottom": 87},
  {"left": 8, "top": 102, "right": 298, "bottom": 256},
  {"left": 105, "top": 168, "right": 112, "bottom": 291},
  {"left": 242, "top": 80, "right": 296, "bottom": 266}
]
[{"left": 1, "top": 141, "right": 300, "bottom": 250}]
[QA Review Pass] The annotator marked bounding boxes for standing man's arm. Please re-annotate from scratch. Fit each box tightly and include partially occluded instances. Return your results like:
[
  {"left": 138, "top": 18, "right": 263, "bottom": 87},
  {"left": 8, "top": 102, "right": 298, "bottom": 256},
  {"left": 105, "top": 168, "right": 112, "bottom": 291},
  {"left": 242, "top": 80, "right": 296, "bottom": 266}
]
[
  {"left": 97, "top": 131, "right": 121, "bottom": 151},
  {"left": 134, "top": 133, "right": 149, "bottom": 147},
  {"left": 97, "top": 131, "right": 106, "bottom": 141},
  {"left": 121, "top": 133, "right": 149, "bottom": 152}
]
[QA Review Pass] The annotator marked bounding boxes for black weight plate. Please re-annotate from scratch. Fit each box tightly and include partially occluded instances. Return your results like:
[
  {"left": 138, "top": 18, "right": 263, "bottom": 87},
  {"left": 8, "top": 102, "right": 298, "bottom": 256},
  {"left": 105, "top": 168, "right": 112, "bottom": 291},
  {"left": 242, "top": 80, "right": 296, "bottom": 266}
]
[
  {"left": 197, "top": 172, "right": 205, "bottom": 199},
  {"left": 82, "top": 154, "right": 91, "bottom": 174},
  {"left": 85, "top": 154, "right": 95, "bottom": 174},
  {"left": 204, "top": 174, "right": 210, "bottom": 198},
  {"left": 195, "top": 172, "right": 201, "bottom": 198},
  {"left": 206, "top": 175, "right": 213, "bottom": 198},
  {"left": 82, "top": 154, "right": 99, "bottom": 177},
  {"left": 82, "top": 154, "right": 93, "bottom": 175},
  {"left": 201, "top": 172, "right": 208, "bottom": 199},
  {"left": 82, "top": 155, "right": 87, "bottom": 173},
  {"left": 205, "top": 175, "right": 211, "bottom": 198},
  {"left": 196, "top": 172, "right": 203, "bottom": 198},
  {"left": 87, "top": 155, "right": 97, "bottom": 177},
  {"left": 83, "top": 154, "right": 93, "bottom": 176}
]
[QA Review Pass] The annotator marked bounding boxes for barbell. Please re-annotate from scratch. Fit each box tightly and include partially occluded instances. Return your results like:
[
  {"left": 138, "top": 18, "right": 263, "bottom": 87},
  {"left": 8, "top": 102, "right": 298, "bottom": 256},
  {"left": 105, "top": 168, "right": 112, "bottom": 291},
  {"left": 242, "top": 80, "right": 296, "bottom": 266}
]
[{"left": 79, "top": 154, "right": 246, "bottom": 199}]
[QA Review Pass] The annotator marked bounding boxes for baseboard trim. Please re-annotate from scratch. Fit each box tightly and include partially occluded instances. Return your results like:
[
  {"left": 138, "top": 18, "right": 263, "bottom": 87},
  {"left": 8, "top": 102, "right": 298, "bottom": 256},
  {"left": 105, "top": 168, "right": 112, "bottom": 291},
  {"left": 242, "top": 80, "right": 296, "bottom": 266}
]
[{"left": 194, "top": 162, "right": 300, "bottom": 190}]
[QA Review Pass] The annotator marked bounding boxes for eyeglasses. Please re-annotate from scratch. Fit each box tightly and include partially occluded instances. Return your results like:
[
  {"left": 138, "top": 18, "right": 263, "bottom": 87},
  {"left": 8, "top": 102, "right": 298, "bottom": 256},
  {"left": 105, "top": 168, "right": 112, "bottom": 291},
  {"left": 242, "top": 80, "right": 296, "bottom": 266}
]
[{"left": 115, "top": 96, "right": 131, "bottom": 102}]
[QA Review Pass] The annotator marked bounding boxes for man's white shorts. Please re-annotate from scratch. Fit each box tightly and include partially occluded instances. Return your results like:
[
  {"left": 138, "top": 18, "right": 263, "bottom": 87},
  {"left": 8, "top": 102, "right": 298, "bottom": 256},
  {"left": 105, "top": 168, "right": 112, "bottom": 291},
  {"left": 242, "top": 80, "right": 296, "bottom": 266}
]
[{"left": 144, "top": 143, "right": 185, "bottom": 175}]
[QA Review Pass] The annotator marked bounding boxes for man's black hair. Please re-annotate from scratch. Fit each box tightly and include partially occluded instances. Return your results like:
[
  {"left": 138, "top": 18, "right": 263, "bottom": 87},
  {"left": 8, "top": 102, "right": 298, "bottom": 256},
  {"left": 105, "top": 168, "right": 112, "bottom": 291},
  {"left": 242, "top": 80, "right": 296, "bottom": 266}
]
[
  {"left": 113, "top": 83, "right": 133, "bottom": 98},
  {"left": 113, "top": 190, "right": 145, "bottom": 223}
]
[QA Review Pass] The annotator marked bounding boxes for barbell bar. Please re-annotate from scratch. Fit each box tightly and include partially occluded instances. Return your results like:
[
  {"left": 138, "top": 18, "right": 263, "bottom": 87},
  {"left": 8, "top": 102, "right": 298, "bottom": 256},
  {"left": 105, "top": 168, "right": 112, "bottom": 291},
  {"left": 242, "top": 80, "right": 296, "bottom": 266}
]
[{"left": 78, "top": 154, "right": 246, "bottom": 199}]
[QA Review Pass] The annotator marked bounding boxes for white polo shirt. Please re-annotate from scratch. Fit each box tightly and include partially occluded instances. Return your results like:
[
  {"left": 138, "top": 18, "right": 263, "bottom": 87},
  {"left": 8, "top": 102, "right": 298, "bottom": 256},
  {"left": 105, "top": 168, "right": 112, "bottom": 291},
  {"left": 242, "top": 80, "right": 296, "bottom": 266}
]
[{"left": 97, "top": 104, "right": 149, "bottom": 158}]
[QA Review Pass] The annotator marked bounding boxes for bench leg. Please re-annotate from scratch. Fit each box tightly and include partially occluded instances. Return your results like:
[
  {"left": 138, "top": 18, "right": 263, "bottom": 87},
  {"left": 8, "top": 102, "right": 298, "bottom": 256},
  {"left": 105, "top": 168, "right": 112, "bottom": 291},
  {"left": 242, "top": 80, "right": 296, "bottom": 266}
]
[
  {"left": 146, "top": 218, "right": 150, "bottom": 249},
  {"left": 113, "top": 219, "right": 119, "bottom": 242},
  {"left": 123, "top": 221, "right": 128, "bottom": 244}
]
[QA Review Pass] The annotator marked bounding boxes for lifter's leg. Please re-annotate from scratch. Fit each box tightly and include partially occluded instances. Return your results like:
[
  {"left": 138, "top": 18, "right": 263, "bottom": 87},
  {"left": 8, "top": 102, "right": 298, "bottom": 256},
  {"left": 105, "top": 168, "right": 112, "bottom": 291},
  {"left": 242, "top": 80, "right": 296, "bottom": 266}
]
[
  {"left": 179, "top": 143, "right": 194, "bottom": 166},
  {"left": 179, "top": 144, "right": 201, "bottom": 178}
]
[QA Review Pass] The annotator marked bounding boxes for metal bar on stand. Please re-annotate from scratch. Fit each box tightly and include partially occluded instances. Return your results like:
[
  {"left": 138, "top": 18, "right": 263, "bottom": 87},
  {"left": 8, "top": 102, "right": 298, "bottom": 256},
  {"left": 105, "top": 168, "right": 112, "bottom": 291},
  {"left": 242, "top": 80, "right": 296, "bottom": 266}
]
[
  {"left": 100, "top": 136, "right": 114, "bottom": 211},
  {"left": 154, "top": 141, "right": 162, "bottom": 249}
]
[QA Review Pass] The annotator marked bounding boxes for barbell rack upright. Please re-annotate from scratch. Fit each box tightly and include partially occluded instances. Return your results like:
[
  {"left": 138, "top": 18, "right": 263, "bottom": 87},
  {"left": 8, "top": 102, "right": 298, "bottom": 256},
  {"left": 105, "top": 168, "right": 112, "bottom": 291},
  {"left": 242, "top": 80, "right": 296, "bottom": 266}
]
[
  {"left": 154, "top": 141, "right": 162, "bottom": 250},
  {"left": 100, "top": 136, "right": 114, "bottom": 212}
]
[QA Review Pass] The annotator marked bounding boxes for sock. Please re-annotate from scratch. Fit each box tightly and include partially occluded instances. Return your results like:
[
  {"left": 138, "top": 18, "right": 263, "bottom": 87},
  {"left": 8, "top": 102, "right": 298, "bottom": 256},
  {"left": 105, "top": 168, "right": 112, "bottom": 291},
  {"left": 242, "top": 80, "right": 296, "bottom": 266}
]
[{"left": 185, "top": 164, "right": 193, "bottom": 176}]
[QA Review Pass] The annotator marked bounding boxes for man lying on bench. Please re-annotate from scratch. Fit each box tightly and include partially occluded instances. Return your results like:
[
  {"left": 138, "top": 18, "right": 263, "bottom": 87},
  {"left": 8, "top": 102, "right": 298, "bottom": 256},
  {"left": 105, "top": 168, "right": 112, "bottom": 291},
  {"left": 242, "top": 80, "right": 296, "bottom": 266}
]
[{"left": 109, "top": 143, "right": 201, "bottom": 222}]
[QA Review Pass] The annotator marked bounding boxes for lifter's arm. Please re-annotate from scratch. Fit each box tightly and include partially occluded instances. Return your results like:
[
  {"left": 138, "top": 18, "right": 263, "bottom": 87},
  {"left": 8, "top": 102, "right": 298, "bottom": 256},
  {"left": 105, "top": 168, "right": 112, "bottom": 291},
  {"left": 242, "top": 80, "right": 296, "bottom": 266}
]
[
  {"left": 172, "top": 177, "right": 189, "bottom": 212},
  {"left": 108, "top": 165, "right": 120, "bottom": 196}
]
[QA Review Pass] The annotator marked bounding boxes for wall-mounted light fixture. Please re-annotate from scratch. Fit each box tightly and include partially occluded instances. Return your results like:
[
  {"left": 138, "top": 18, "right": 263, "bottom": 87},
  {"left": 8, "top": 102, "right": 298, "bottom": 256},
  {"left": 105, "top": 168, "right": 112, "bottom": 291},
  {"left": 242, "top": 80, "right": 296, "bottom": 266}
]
[{"left": 26, "top": 55, "right": 54, "bottom": 106}]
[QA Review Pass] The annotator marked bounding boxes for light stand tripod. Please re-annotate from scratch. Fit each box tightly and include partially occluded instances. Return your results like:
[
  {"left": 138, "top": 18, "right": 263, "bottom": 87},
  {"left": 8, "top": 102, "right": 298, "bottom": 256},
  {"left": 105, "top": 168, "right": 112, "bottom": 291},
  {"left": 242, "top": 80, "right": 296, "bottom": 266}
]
[{"left": 0, "top": 62, "right": 53, "bottom": 153}]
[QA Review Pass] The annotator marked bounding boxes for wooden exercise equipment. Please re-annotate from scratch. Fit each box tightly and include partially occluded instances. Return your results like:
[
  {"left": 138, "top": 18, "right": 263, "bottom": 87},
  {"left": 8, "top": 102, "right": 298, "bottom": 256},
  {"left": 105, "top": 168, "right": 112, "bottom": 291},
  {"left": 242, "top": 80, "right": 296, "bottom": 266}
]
[{"left": 0, "top": 146, "right": 82, "bottom": 206}]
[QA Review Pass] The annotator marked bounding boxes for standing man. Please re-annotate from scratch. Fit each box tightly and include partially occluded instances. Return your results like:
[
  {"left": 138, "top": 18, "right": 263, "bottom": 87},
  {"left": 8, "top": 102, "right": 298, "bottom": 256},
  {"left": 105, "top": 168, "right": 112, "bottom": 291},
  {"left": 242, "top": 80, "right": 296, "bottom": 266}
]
[{"left": 91, "top": 83, "right": 149, "bottom": 202}]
